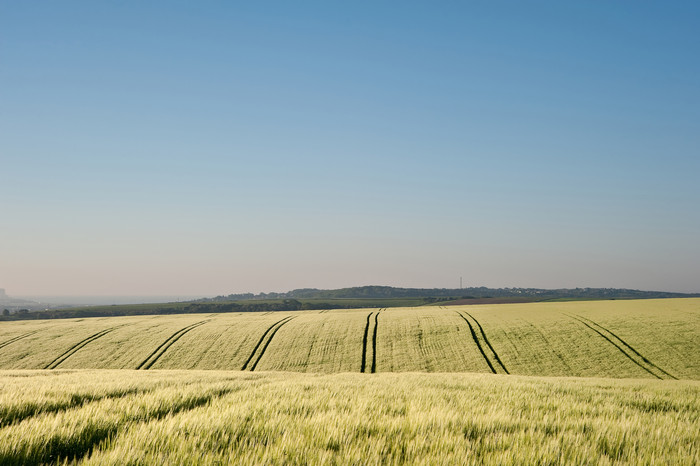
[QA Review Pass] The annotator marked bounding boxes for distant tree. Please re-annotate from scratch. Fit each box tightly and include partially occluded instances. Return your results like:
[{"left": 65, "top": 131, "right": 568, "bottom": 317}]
[
  {"left": 2, "top": 309, "right": 9, "bottom": 316},
  {"left": 282, "top": 299, "right": 302, "bottom": 310}
]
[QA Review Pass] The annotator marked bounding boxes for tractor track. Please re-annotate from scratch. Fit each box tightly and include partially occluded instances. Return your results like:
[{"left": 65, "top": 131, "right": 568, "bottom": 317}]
[
  {"left": 568, "top": 315, "right": 660, "bottom": 379},
  {"left": 248, "top": 316, "right": 296, "bottom": 371},
  {"left": 457, "top": 312, "right": 496, "bottom": 374},
  {"left": 371, "top": 310, "right": 383, "bottom": 373},
  {"left": 241, "top": 316, "right": 293, "bottom": 371},
  {"left": 241, "top": 316, "right": 294, "bottom": 371},
  {"left": 567, "top": 314, "right": 676, "bottom": 380},
  {"left": 45, "top": 327, "right": 119, "bottom": 369},
  {"left": 136, "top": 320, "right": 209, "bottom": 370},
  {"left": 360, "top": 309, "right": 383, "bottom": 373},
  {"left": 0, "top": 330, "right": 39, "bottom": 350},
  {"left": 360, "top": 312, "right": 373, "bottom": 373},
  {"left": 463, "top": 312, "right": 509, "bottom": 374}
]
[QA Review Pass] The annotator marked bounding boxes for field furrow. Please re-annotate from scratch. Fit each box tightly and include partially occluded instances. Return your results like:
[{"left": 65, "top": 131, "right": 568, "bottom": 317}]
[
  {"left": 241, "top": 316, "right": 294, "bottom": 371},
  {"left": 374, "top": 308, "right": 493, "bottom": 373},
  {"left": 248, "top": 311, "right": 368, "bottom": 372},
  {"left": 562, "top": 299, "right": 700, "bottom": 379},
  {"left": 463, "top": 311, "right": 509, "bottom": 374},
  {"left": 459, "top": 304, "right": 674, "bottom": 378},
  {"left": 571, "top": 314, "right": 677, "bottom": 380},
  {"left": 249, "top": 317, "right": 296, "bottom": 371},
  {"left": 457, "top": 312, "right": 497, "bottom": 374},
  {"left": 137, "top": 320, "right": 209, "bottom": 370},
  {"left": 567, "top": 314, "right": 666, "bottom": 379},
  {"left": 371, "top": 310, "right": 382, "bottom": 373},
  {"left": 0, "top": 331, "right": 39, "bottom": 350},
  {"left": 360, "top": 312, "right": 373, "bottom": 373},
  {"left": 45, "top": 327, "right": 118, "bottom": 370},
  {"left": 150, "top": 313, "right": 285, "bottom": 370}
]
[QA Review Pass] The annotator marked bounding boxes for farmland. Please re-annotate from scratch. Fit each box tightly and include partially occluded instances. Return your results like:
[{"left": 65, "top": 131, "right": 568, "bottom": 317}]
[
  {"left": 0, "top": 298, "right": 698, "bottom": 464},
  {"left": 0, "top": 370, "right": 698, "bottom": 464},
  {"left": 0, "top": 299, "right": 698, "bottom": 378}
]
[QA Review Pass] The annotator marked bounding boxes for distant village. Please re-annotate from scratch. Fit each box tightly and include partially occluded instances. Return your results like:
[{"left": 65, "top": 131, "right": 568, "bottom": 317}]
[{"left": 0, "top": 288, "right": 47, "bottom": 313}]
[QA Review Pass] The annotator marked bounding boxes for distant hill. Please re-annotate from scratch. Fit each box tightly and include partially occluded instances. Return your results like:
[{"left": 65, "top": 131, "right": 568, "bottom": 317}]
[
  {"left": 197, "top": 285, "right": 699, "bottom": 302},
  {"left": 3, "top": 286, "right": 698, "bottom": 321}
]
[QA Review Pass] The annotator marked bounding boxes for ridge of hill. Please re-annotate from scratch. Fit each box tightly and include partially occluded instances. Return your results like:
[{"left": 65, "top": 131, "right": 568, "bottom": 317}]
[{"left": 199, "top": 285, "right": 699, "bottom": 302}]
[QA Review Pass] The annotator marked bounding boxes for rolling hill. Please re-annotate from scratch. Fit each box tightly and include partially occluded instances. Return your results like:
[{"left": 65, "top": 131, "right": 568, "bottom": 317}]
[{"left": 1, "top": 298, "right": 697, "bottom": 379}]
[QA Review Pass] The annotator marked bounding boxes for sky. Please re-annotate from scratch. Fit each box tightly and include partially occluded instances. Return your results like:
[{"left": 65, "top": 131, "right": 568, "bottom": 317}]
[{"left": 2, "top": 1, "right": 699, "bottom": 297}]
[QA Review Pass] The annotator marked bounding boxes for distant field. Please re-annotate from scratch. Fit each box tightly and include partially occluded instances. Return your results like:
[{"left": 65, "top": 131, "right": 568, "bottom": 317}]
[
  {"left": 0, "top": 370, "right": 697, "bottom": 464},
  {"left": 1, "top": 297, "right": 434, "bottom": 320},
  {"left": 0, "top": 298, "right": 698, "bottom": 378}
]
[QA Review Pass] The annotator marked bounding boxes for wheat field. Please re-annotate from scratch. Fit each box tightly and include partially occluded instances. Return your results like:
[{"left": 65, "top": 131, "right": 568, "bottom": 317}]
[
  {"left": 0, "top": 299, "right": 698, "bottom": 378},
  {"left": 1, "top": 298, "right": 699, "bottom": 464},
  {"left": 0, "top": 370, "right": 698, "bottom": 464}
]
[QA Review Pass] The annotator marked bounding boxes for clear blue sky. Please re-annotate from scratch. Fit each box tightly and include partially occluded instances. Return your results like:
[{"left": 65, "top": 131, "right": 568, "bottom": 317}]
[{"left": 2, "top": 1, "right": 699, "bottom": 296}]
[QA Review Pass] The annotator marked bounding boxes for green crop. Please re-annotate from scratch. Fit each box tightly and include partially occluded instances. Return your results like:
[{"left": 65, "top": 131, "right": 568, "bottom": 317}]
[
  {"left": 0, "top": 370, "right": 697, "bottom": 464},
  {"left": 1, "top": 299, "right": 697, "bottom": 378}
]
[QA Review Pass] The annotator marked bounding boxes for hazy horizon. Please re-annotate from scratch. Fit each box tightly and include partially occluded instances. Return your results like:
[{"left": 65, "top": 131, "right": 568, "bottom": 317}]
[
  {"left": 9, "top": 281, "right": 700, "bottom": 305},
  {"left": 3, "top": 2, "right": 699, "bottom": 296},
  {"left": 12, "top": 295, "right": 205, "bottom": 306}
]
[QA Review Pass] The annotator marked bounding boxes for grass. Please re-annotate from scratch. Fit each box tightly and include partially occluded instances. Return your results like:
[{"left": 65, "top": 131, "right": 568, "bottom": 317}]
[
  {"left": 0, "top": 370, "right": 697, "bottom": 464},
  {"left": 0, "top": 298, "right": 697, "bottom": 378}
]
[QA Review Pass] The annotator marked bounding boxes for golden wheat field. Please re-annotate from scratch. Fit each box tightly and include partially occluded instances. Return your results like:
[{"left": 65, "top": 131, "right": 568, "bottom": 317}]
[{"left": 1, "top": 298, "right": 699, "bottom": 464}]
